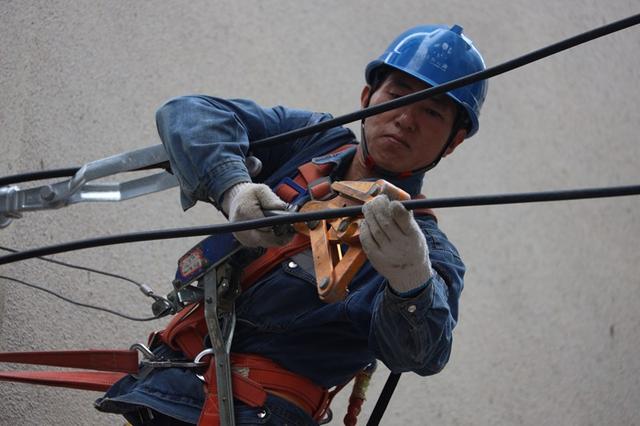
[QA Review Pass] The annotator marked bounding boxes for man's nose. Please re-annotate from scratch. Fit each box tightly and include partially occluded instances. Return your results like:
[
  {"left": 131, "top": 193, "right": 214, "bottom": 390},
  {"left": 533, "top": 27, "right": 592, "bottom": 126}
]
[{"left": 395, "top": 107, "right": 417, "bottom": 132}]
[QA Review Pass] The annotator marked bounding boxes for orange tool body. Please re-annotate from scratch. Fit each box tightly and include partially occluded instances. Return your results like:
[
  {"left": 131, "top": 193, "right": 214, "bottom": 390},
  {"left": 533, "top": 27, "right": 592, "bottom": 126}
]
[{"left": 294, "top": 180, "right": 410, "bottom": 303}]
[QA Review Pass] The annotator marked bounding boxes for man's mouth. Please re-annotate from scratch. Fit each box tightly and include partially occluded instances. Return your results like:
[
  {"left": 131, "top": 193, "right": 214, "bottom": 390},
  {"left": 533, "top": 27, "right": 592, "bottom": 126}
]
[{"left": 383, "top": 134, "right": 409, "bottom": 149}]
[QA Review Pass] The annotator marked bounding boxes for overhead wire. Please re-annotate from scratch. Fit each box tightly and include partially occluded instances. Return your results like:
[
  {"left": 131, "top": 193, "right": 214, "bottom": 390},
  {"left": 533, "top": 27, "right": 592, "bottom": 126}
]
[
  {"left": 0, "top": 14, "right": 637, "bottom": 313},
  {"left": 0, "top": 184, "right": 638, "bottom": 266},
  {"left": 249, "top": 13, "right": 640, "bottom": 149},
  {"left": 1, "top": 14, "right": 638, "bottom": 187}
]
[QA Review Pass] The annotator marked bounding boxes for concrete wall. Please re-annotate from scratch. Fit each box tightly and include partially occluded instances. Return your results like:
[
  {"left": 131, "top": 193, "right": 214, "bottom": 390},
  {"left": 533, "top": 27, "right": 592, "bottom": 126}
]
[{"left": 1, "top": 1, "right": 638, "bottom": 424}]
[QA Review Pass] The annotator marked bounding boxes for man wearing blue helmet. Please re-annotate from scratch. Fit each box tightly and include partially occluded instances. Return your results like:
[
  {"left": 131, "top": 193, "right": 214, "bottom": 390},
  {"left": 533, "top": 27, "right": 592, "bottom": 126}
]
[
  {"left": 96, "top": 25, "right": 487, "bottom": 426},
  {"left": 354, "top": 24, "right": 486, "bottom": 178}
]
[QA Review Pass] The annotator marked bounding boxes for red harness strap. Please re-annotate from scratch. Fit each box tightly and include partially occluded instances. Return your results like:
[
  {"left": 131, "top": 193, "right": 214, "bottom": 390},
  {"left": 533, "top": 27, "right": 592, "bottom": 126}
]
[
  {"left": 0, "top": 349, "right": 139, "bottom": 392},
  {"left": 240, "top": 232, "right": 310, "bottom": 291},
  {"left": 198, "top": 353, "right": 331, "bottom": 425},
  {"left": 0, "top": 370, "right": 128, "bottom": 392},
  {"left": 274, "top": 144, "right": 354, "bottom": 203},
  {"left": 156, "top": 303, "right": 209, "bottom": 360}
]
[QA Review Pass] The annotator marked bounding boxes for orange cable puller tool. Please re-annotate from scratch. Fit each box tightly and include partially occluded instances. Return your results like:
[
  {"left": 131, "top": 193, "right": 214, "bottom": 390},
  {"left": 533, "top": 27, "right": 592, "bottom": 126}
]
[{"left": 294, "top": 179, "right": 411, "bottom": 303}]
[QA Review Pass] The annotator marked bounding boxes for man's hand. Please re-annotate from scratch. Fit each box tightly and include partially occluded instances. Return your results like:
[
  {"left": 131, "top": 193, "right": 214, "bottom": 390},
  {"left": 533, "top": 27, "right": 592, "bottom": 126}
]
[
  {"left": 360, "top": 195, "right": 432, "bottom": 294},
  {"left": 222, "top": 182, "right": 293, "bottom": 247}
]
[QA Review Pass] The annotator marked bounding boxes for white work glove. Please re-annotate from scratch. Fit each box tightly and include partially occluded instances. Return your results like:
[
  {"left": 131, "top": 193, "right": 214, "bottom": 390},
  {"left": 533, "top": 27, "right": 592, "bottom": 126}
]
[
  {"left": 360, "top": 195, "right": 432, "bottom": 294},
  {"left": 221, "top": 182, "right": 293, "bottom": 247}
]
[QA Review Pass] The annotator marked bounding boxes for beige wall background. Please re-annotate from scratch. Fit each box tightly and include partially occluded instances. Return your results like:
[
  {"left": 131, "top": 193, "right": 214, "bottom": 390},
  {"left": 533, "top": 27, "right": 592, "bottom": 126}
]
[{"left": 1, "top": 1, "right": 638, "bottom": 425}]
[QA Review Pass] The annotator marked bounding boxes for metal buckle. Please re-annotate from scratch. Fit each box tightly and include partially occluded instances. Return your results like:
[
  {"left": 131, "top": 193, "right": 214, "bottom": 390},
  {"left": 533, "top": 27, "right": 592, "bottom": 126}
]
[
  {"left": 194, "top": 348, "right": 216, "bottom": 382},
  {"left": 130, "top": 343, "right": 209, "bottom": 375}
]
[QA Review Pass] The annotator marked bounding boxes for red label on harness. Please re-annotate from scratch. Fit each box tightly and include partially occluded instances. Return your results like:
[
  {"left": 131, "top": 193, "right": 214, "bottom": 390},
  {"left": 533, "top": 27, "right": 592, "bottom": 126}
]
[{"left": 179, "top": 247, "right": 205, "bottom": 278}]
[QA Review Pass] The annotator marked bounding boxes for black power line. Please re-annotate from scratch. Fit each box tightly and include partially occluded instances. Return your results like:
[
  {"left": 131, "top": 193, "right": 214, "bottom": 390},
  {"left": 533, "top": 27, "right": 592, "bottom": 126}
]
[
  {"left": 1, "top": 14, "right": 638, "bottom": 185},
  {"left": 249, "top": 13, "right": 640, "bottom": 149},
  {"left": 1, "top": 184, "right": 638, "bottom": 266}
]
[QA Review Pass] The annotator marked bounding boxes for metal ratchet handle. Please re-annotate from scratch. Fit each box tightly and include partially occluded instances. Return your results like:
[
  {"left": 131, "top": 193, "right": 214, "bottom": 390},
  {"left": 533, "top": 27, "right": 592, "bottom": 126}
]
[
  {"left": 0, "top": 145, "right": 178, "bottom": 228},
  {"left": 202, "top": 269, "right": 236, "bottom": 426}
]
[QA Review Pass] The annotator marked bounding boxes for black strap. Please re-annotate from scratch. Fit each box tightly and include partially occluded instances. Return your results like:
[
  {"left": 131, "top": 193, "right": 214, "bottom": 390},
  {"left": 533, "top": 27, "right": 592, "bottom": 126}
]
[{"left": 366, "top": 372, "right": 401, "bottom": 426}]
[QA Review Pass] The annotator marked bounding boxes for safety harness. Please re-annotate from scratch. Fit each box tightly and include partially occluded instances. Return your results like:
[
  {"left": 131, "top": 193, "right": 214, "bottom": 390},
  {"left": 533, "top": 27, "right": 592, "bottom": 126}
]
[{"left": 0, "top": 144, "right": 435, "bottom": 425}]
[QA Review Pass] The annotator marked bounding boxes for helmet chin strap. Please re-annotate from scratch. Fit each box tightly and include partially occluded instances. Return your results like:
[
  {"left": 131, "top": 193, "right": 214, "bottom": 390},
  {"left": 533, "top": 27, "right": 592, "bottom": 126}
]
[{"left": 359, "top": 112, "right": 465, "bottom": 179}]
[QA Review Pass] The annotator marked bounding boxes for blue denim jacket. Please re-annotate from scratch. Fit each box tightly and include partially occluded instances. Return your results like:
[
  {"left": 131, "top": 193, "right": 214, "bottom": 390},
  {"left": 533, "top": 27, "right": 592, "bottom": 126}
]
[{"left": 96, "top": 95, "right": 465, "bottom": 424}]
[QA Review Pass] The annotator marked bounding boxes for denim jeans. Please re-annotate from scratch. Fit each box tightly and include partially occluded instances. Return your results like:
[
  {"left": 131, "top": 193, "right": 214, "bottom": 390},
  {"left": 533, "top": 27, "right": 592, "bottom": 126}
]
[{"left": 118, "top": 394, "right": 317, "bottom": 426}]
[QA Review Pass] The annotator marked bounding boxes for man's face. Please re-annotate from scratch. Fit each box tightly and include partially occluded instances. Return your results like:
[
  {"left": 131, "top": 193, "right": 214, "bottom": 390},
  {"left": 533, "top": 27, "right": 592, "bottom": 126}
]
[{"left": 361, "top": 70, "right": 466, "bottom": 172}]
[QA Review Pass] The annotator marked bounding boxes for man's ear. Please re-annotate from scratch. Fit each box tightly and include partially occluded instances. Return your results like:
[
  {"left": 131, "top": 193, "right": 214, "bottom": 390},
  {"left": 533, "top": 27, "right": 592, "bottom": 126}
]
[
  {"left": 360, "top": 85, "right": 371, "bottom": 108},
  {"left": 443, "top": 129, "right": 467, "bottom": 157}
]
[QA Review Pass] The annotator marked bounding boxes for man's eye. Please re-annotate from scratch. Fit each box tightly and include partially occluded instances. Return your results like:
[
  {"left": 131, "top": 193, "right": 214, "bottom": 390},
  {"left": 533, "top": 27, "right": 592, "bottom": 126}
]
[{"left": 425, "top": 108, "right": 443, "bottom": 119}]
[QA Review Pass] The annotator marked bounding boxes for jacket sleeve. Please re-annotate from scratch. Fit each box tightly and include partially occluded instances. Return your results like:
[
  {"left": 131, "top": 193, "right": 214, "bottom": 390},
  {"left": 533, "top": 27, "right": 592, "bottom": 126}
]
[
  {"left": 155, "top": 95, "right": 339, "bottom": 209},
  {"left": 369, "top": 216, "right": 465, "bottom": 376}
]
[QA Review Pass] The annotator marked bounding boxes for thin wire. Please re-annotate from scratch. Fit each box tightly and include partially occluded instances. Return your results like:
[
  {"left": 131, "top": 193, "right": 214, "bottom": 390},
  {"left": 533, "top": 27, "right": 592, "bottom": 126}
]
[
  {"left": 0, "top": 183, "right": 638, "bottom": 266},
  {"left": 0, "top": 245, "right": 150, "bottom": 293},
  {"left": 0, "top": 274, "right": 159, "bottom": 322}
]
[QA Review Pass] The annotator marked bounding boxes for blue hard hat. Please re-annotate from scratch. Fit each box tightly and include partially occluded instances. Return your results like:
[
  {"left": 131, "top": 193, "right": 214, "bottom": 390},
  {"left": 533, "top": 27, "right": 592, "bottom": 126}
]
[{"left": 366, "top": 24, "right": 488, "bottom": 137}]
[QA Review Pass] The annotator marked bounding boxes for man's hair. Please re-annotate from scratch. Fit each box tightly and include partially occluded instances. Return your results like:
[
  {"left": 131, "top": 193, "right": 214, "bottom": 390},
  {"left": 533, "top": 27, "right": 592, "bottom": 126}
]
[{"left": 367, "top": 65, "right": 392, "bottom": 96}]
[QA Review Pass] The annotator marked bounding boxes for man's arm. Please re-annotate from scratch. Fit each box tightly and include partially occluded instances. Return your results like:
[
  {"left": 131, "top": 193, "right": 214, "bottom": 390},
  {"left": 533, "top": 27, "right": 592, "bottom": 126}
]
[
  {"left": 360, "top": 197, "right": 465, "bottom": 375},
  {"left": 155, "top": 95, "right": 320, "bottom": 209}
]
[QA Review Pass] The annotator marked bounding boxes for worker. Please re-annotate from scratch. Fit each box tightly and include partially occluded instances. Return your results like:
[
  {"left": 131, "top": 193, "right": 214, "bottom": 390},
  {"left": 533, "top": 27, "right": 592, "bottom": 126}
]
[{"left": 96, "top": 24, "right": 488, "bottom": 425}]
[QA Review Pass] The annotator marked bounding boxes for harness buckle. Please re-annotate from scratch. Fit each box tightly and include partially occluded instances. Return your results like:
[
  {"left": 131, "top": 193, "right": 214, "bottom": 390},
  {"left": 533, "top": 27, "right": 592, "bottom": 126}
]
[
  {"left": 193, "top": 348, "right": 216, "bottom": 382},
  {"left": 129, "top": 343, "right": 210, "bottom": 380}
]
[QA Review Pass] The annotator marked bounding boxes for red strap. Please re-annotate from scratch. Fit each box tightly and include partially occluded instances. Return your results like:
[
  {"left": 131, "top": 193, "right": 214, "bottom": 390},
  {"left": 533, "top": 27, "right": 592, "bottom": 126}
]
[
  {"left": 198, "top": 355, "right": 269, "bottom": 426},
  {"left": 308, "top": 177, "right": 334, "bottom": 200},
  {"left": 274, "top": 182, "right": 301, "bottom": 203},
  {"left": 297, "top": 161, "right": 334, "bottom": 185},
  {"left": 0, "top": 350, "right": 139, "bottom": 373},
  {"left": 240, "top": 232, "right": 310, "bottom": 290},
  {"left": 0, "top": 370, "right": 127, "bottom": 392},
  {"left": 158, "top": 303, "right": 209, "bottom": 359},
  {"left": 197, "top": 353, "right": 330, "bottom": 425},
  {"left": 296, "top": 144, "right": 353, "bottom": 185},
  {"left": 232, "top": 354, "right": 329, "bottom": 419},
  {"left": 0, "top": 349, "right": 138, "bottom": 392}
]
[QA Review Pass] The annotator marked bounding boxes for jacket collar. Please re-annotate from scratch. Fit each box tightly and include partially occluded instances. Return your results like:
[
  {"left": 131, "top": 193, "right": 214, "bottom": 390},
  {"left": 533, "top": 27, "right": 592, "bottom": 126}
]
[{"left": 312, "top": 145, "right": 425, "bottom": 197}]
